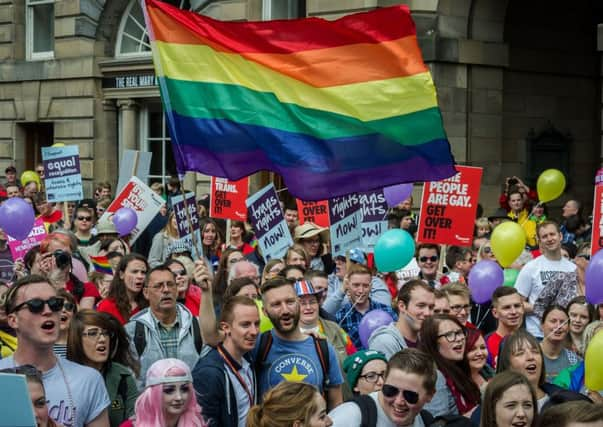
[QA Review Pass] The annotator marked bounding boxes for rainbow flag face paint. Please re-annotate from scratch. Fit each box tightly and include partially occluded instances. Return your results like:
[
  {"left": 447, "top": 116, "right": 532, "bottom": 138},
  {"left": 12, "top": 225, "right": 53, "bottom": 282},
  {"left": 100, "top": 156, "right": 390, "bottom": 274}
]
[{"left": 143, "top": 0, "right": 456, "bottom": 200}]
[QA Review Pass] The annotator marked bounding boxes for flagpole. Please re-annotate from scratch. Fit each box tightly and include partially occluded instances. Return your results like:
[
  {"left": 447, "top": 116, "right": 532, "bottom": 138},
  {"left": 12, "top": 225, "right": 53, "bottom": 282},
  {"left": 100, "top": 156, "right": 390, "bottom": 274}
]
[{"left": 179, "top": 178, "right": 200, "bottom": 260}]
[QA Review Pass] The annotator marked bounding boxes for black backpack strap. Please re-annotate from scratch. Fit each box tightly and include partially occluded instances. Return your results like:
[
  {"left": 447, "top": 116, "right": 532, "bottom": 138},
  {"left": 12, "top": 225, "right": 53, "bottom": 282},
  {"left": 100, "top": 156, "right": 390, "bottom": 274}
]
[
  {"left": 191, "top": 319, "right": 203, "bottom": 354},
  {"left": 312, "top": 336, "right": 331, "bottom": 392},
  {"left": 117, "top": 373, "right": 129, "bottom": 419},
  {"left": 352, "top": 394, "right": 377, "bottom": 427},
  {"left": 134, "top": 321, "right": 146, "bottom": 356},
  {"left": 420, "top": 409, "right": 435, "bottom": 426},
  {"left": 254, "top": 332, "right": 273, "bottom": 373}
]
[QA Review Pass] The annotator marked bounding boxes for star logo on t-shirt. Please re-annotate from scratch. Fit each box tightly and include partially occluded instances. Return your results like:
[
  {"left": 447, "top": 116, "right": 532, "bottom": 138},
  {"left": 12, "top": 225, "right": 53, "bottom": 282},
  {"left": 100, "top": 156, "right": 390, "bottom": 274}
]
[{"left": 281, "top": 365, "right": 308, "bottom": 382}]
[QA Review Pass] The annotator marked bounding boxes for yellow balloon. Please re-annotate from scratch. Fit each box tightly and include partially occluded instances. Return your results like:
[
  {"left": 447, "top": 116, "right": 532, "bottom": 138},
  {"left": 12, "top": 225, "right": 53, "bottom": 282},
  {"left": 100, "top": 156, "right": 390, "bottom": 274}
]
[
  {"left": 490, "top": 221, "right": 526, "bottom": 268},
  {"left": 585, "top": 330, "right": 603, "bottom": 390},
  {"left": 20, "top": 170, "right": 41, "bottom": 187},
  {"left": 255, "top": 299, "right": 273, "bottom": 333},
  {"left": 536, "top": 169, "right": 566, "bottom": 203}
]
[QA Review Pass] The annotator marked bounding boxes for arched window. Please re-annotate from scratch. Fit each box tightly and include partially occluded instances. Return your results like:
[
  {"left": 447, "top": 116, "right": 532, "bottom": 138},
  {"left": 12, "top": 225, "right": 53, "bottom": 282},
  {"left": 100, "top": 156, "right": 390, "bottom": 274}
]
[{"left": 116, "top": 0, "right": 190, "bottom": 57}]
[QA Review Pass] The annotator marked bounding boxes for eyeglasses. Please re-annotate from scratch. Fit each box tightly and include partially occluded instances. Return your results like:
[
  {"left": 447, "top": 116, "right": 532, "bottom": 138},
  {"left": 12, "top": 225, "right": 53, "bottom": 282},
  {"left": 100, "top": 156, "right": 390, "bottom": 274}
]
[
  {"left": 82, "top": 328, "right": 114, "bottom": 340},
  {"left": 381, "top": 384, "right": 419, "bottom": 404},
  {"left": 359, "top": 371, "right": 385, "bottom": 383},
  {"left": 450, "top": 304, "right": 471, "bottom": 314},
  {"left": 77, "top": 216, "right": 92, "bottom": 221},
  {"left": 433, "top": 309, "right": 451, "bottom": 315},
  {"left": 437, "top": 329, "right": 466, "bottom": 343},
  {"left": 482, "top": 247, "right": 492, "bottom": 254},
  {"left": 299, "top": 298, "right": 318, "bottom": 307},
  {"left": 36, "top": 169, "right": 44, "bottom": 175},
  {"left": 576, "top": 254, "right": 591, "bottom": 261},
  {"left": 171, "top": 269, "right": 187, "bottom": 277},
  {"left": 11, "top": 297, "right": 65, "bottom": 314},
  {"left": 147, "top": 281, "right": 177, "bottom": 291},
  {"left": 63, "top": 302, "right": 76, "bottom": 312},
  {"left": 419, "top": 255, "right": 438, "bottom": 263}
]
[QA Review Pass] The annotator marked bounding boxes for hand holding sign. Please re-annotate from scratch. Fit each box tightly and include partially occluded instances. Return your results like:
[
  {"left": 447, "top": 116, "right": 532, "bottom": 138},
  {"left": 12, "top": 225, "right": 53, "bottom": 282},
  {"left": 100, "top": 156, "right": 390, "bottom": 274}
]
[
  {"left": 0, "top": 197, "right": 35, "bottom": 240},
  {"left": 112, "top": 207, "right": 137, "bottom": 236}
]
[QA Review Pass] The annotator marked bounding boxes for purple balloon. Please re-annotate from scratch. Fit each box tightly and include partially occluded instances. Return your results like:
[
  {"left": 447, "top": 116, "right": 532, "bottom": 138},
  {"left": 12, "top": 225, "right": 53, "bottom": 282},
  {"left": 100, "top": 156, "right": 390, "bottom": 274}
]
[
  {"left": 0, "top": 197, "right": 35, "bottom": 240},
  {"left": 586, "top": 250, "right": 603, "bottom": 304},
  {"left": 112, "top": 207, "right": 138, "bottom": 236},
  {"left": 468, "top": 260, "right": 504, "bottom": 304},
  {"left": 383, "top": 183, "right": 414, "bottom": 208},
  {"left": 359, "top": 309, "right": 394, "bottom": 349}
]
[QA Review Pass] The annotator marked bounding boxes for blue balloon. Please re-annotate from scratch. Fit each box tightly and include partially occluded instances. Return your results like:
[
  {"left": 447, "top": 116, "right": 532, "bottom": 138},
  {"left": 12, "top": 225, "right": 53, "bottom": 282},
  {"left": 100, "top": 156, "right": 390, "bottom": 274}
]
[{"left": 374, "top": 229, "right": 415, "bottom": 272}]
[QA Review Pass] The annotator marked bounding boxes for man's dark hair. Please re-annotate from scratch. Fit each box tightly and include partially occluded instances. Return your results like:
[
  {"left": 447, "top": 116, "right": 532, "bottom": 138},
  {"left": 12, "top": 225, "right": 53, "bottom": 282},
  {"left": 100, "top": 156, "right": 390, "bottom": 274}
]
[
  {"left": 491, "top": 286, "right": 520, "bottom": 306},
  {"left": 2, "top": 275, "right": 53, "bottom": 314}
]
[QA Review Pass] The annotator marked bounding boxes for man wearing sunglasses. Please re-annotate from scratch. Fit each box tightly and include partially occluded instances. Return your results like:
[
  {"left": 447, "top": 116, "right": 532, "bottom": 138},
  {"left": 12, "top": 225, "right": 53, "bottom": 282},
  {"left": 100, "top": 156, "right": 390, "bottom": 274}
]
[
  {"left": 329, "top": 348, "right": 436, "bottom": 426},
  {"left": 413, "top": 243, "right": 442, "bottom": 288},
  {"left": 0, "top": 275, "right": 110, "bottom": 427}
]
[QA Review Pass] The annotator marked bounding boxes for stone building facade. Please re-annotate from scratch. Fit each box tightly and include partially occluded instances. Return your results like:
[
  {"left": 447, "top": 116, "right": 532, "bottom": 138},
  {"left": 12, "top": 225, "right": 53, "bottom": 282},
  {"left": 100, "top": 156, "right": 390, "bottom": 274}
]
[{"left": 0, "top": 0, "right": 602, "bottom": 214}]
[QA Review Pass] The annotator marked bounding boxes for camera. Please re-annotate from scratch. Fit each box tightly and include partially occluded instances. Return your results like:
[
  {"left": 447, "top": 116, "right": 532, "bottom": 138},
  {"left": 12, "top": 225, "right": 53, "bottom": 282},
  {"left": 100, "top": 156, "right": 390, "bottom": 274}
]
[
  {"left": 53, "top": 250, "right": 71, "bottom": 270},
  {"left": 508, "top": 177, "right": 518, "bottom": 186}
]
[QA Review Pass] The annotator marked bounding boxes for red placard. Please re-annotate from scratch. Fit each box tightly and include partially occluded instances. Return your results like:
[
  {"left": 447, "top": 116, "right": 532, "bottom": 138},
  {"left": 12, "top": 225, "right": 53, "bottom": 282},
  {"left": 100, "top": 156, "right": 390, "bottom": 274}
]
[
  {"left": 416, "top": 166, "right": 483, "bottom": 246},
  {"left": 296, "top": 199, "right": 330, "bottom": 228},
  {"left": 210, "top": 176, "right": 249, "bottom": 221},
  {"left": 591, "top": 185, "right": 603, "bottom": 254}
]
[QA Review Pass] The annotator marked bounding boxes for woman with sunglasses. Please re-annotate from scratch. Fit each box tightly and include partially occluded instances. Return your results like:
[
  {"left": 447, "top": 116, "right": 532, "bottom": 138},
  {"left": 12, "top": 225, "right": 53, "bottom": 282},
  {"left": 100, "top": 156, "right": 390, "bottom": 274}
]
[
  {"left": 165, "top": 257, "right": 201, "bottom": 317},
  {"left": 418, "top": 314, "right": 481, "bottom": 417},
  {"left": 72, "top": 207, "right": 95, "bottom": 247},
  {"left": 53, "top": 289, "right": 77, "bottom": 358},
  {"left": 121, "top": 358, "right": 206, "bottom": 427},
  {"left": 68, "top": 309, "right": 140, "bottom": 427},
  {"left": 248, "top": 381, "right": 332, "bottom": 427}
]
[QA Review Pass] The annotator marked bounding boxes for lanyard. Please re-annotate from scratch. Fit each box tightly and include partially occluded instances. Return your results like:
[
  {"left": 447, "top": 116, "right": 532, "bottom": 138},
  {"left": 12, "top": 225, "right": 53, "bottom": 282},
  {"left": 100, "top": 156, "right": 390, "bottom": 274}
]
[{"left": 217, "top": 345, "right": 254, "bottom": 405}]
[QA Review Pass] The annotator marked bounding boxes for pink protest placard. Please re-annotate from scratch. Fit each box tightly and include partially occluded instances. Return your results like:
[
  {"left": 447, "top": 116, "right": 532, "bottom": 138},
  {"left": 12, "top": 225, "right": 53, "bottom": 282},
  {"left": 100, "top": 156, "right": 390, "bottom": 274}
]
[{"left": 7, "top": 218, "right": 47, "bottom": 260}]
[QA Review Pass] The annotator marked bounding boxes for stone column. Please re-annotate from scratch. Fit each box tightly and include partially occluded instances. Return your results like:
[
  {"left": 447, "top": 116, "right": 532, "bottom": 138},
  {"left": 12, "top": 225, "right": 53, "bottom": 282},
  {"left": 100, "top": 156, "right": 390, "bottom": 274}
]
[{"left": 117, "top": 99, "right": 139, "bottom": 151}]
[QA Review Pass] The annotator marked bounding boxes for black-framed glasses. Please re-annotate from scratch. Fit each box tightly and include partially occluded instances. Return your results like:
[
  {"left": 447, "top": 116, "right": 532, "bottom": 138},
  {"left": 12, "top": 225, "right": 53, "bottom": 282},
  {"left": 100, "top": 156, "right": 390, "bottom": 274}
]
[
  {"left": 11, "top": 297, "right": 64, "bottom": 314},
  {"left": 449, "top": 304, "right": 471, "bottom": 314},
  {"left": 437, "top": 329, "right": 466, "bottom": 343},
  {"left": 419, "top": 255, "right": 438, "bottom": 263},
  {"left": 381, "top": 384, "right": 419, "bottom": 404},
  {"left": 82, "top": 328, "right": 114, "bottom": 340},
  {"left": 63, "top": 302, "right": 76, "bottom": 312},
  {"left": 359, "top": 371, "right": 385, "bottom": 384}
]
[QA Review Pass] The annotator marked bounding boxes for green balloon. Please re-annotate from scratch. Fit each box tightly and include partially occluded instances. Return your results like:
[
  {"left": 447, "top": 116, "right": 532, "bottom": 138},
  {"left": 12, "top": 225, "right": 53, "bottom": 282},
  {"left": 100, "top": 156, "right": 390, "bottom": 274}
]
[{"left": 503, "top": 268, "right": 519, "bottom": 287}]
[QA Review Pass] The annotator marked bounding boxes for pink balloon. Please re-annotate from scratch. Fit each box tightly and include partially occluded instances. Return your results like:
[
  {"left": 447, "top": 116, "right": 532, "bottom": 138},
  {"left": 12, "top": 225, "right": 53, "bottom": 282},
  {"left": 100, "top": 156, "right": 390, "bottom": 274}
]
[
  {"left": 383, "top": 183, "right": 413, "bottom": 207},
  {"left": 0, "top": 197, "right": 35, "bottom": 240},
  {"left": 112, "top": 207, "right": 137, "bottom": 237}
]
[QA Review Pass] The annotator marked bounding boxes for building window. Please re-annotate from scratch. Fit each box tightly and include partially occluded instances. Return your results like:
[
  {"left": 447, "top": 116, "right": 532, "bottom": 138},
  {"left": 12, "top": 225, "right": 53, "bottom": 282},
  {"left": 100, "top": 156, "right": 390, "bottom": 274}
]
[
  {"left": 26, "top": 0, "right": 54, "bottom": 60},
  {"left": 262, "top": 0, "right": 305, "bottom": 19},
  {"left": 116, "top": 0, "right": 191, "bottom": 57},
  {"left": 141, "top": 102, "right": 177, "bottom": 186}
]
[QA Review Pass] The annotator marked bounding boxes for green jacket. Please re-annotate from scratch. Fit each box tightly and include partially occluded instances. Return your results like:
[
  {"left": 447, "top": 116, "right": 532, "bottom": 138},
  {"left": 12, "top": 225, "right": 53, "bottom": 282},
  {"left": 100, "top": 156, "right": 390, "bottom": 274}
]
[{"left": 104, "top": 362, "right": 138, "bottom": 427}]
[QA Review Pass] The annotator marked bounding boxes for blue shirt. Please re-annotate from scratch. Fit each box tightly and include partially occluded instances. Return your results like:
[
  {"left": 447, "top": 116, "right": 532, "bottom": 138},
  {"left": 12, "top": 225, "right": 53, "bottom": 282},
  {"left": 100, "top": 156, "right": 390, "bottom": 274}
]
[{"left": 335, "top": 299, "right": 398, "bottom": 349}]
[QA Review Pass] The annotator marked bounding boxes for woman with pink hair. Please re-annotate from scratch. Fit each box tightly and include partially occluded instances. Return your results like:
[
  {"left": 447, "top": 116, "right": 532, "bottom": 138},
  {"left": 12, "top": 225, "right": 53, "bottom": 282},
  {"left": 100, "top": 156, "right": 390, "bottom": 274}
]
[{"left": 120, "top": 358, "right": 206, "bottom": 427}]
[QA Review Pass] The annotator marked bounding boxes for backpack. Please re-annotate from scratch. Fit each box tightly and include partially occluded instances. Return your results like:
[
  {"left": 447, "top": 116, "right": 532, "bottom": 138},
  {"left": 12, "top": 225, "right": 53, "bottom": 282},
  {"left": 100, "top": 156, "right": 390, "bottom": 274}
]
[
  {"left": 133, "top": 319, "right": 203, "bottom": 356},
  {"left": 254, "top": 332, "right": 331, "bottom": 393},
  {"left": 352, "top": 394, "right": 472, "bottom": 427}
]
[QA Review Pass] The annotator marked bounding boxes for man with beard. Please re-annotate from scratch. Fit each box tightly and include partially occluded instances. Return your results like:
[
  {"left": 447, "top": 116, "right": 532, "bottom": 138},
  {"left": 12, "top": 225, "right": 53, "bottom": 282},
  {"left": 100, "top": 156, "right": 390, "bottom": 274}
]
[
  {"left": 336, "top": 264, "right": 397, "bottom": 350},
  {"left": 0, "top": 275, "right": 110, "bottom": 427},
  {"left": 193, "top": 296, "right": 260, "bottom": 427},
  {"left": 255, "top": 276, "right": 344, "bottom": 409},
  {"left": 369, "top": 280, "right": 435, "bottom": 359},
  {"left": 125, "top": 265, "right": 202, "bottom": 389}
]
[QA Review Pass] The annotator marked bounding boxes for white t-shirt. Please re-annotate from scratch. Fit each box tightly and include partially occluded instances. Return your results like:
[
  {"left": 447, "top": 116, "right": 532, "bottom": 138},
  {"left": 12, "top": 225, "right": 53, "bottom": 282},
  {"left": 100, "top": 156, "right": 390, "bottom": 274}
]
[
  {"left": 329, "top": 391, "right": 426, "bottom": 427},
  {"left": 515, "top": 255, "right": 576, "bottom": 338},
  {"left": 0, "top": 356, "right": 110, "bottom": 427}
]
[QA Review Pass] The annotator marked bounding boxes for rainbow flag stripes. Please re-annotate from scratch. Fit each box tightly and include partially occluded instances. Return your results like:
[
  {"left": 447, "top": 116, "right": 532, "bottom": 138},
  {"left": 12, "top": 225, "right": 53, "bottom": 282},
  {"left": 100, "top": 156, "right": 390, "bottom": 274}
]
[
  {"left": 143, "top": 0, "right": 456, "bottom": 200},
  {"left": 89, "top": 255, "right": 113, "bottom": 275}
]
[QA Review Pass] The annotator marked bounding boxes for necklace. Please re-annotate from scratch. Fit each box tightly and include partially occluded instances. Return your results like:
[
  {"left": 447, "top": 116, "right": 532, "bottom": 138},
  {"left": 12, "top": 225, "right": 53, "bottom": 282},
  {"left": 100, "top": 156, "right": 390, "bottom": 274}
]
[{"left": 57, "top": 357, "right": 77, "bottom": 425}]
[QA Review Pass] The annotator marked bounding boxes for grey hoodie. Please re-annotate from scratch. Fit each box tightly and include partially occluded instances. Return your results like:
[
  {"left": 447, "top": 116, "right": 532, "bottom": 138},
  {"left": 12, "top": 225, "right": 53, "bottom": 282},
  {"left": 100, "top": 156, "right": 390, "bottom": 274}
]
[{"left": 367, "top": 322, "right": 408, "bottom": 360}]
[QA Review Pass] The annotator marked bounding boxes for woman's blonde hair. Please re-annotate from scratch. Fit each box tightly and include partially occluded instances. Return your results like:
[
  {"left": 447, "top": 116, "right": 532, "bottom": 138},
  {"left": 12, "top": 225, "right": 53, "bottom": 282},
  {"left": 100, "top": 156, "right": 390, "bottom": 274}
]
[
  {"left": 162, "top": 211, "right": 179, "bottom": 238},
  {"left": 246, "top": 382, "right": 321, "bottom": 427}
]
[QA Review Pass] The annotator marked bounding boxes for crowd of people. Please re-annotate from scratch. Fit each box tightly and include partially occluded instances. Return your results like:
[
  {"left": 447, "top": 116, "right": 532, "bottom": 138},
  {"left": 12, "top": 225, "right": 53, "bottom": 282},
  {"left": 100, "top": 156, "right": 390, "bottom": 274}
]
[{"left": 0, "top": 166, "right": 602, "bottom": 427}]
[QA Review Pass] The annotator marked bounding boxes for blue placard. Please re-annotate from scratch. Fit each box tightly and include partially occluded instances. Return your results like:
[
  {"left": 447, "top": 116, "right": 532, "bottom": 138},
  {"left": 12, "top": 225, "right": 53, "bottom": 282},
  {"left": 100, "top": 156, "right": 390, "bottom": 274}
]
[
  {"left": 41, "top": 145, "right": 84, "bottom": 203},
  {"left": 0, "top": 373, "right": 36, "bottom": 426}
]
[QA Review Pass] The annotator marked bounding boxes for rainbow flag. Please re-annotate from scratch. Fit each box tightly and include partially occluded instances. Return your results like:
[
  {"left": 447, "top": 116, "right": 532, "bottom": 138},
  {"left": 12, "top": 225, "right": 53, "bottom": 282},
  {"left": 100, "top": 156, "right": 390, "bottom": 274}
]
[
  {"left": 89, "top": 255, "right": 113, "bottom": 275},
  {"left": 143, "top": 0, "right": 456, "bottom": 200}
]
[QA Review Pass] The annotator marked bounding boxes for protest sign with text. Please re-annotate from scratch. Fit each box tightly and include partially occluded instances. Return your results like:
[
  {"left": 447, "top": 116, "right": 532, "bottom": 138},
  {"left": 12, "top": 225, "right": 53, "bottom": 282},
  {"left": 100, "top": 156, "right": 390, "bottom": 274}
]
[
  {"left": 171, "top": 192, "right": 202, "bottom": 259},
  {"left": 210, "top": 176, "right": 249, "bottom": 221},
  {"left": 41, "top": 145, "right": 84, "bottom": 202},
  {"left": 7, "top": 218, "right": 47, "bottom": 261},
  {"left": 329, "top": 193, "right": 362, "bottom": 257},
  {"left": 416, "top": 166, "right": 483, "bottom": 246},
  {"left": 296, "top": 199, "right": 330, "bottom": 228},
  {"left": 359, "top": 190, "right": 388, "bottom": 252},
  {"left": 100, "top": 176, "right": 164, "bottom": 244},
  {"left": 247, "top": 184, "right": 293, "bottom": 261},
  {"left": 591, "top": 185, "right": 603, "bottom": 254}
]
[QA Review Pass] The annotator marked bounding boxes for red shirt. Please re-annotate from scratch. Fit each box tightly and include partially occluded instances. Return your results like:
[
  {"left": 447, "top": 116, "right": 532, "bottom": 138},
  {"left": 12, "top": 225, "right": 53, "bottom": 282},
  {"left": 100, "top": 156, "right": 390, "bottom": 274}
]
[
  {"left": 486, "top": 331, "right": 504, "bottom": 368},
  {"left": 182, "top": 284, "right": 202, "bottom": 317},
  {"left": 97, "top": 298, "right": 141, "bottom": 325},
  {"left": 65, "top": 278, "right": 100, "bottom": 304}
]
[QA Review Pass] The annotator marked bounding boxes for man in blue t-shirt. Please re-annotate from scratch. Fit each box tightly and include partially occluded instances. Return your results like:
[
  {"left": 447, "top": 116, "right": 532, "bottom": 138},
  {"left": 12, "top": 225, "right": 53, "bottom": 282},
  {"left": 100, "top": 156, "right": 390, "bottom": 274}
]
[{"left": 255, "top": 277, "right": 344, "bottom": 410}]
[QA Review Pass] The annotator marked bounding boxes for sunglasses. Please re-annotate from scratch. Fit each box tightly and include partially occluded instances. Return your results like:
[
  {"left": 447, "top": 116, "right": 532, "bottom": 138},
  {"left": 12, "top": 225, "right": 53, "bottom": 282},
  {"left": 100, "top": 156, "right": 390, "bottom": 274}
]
[
  {"left": 11, "top": 297, "right": 65, "bottom": 314},
  {"left": 36, "top": 169, "right": 44, "bottom": 174},
  {"left": 63, "top": 302, "right": 76, "bottom": 312},
  {"left": 381, "top": 384, "right": 419, "bottom": 404},
  {"left": 171, "top": 269, "right": 187, "bottom": 277},
  {"left": 77, "top": 216, "right": 92, "bottom": 221},
  {"left": 419, "top": 255, "right": 438, "bottom": 263}
]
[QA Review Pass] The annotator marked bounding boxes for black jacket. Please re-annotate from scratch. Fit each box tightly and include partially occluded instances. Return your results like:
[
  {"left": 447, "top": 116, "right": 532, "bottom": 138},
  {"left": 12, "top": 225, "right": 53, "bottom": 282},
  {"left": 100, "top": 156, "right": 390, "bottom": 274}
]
[{"left": 192, "top": 346, "right": 256, "bottom": 427}]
